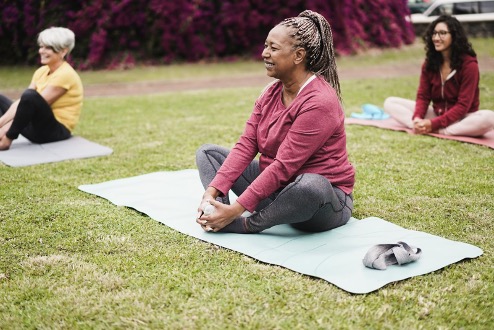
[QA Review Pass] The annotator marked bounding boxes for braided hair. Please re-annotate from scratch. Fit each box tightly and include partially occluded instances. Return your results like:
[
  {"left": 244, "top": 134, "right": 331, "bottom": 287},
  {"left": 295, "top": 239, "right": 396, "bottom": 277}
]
[
  {"left": 279, "top": 10, "right": 341, "bottom": 102},
  {"left": 423, "top": 15, "right": 476, "bottom": 72}
]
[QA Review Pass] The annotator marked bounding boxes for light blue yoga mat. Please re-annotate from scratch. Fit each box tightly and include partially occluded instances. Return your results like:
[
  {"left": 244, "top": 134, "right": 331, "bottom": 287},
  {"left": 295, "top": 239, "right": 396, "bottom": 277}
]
[
  {"left": 78, "top": 169, "right": 483, "bottom": 294},
  {"left": 0, "top": 135, "right": 113, "bottom": 167}
]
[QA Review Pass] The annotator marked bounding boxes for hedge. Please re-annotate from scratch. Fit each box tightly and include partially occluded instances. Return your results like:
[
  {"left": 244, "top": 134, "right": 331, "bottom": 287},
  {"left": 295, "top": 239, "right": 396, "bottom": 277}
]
[{"left": 0, "top": 0, "right": 414, "bottom": 69}]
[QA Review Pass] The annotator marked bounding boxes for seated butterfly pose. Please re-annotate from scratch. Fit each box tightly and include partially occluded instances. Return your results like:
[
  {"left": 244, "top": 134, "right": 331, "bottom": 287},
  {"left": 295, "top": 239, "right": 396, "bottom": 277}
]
[
  {"left": 0, "top": 27, "right": 83, "bottom": 150},
  {"left": 195, "top": 10, "right": 355, "bottom": 234},
  {"left": 384, "top": 15, "right": 494, "bottom": 136}
]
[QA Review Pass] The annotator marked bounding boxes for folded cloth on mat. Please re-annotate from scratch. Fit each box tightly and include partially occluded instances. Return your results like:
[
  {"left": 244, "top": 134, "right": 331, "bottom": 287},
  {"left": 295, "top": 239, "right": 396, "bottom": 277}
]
[
  {"left": 0, "top": 135, "right": 113, "bottom": 167},
  {"left": 363, "top": 241, "right": 422, "bottom": 270},
  {"left": 345, "top": 117, "right": 494, "bottom": 150},
  {"left": 78, "top": 169, "right": 483, "bottom": 294}
]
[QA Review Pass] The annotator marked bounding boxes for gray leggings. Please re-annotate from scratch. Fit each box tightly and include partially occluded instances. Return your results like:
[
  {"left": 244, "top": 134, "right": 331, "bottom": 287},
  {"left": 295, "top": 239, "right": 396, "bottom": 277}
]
[{"left": 195, "top": 144, "right": 353, "bottom": 233}]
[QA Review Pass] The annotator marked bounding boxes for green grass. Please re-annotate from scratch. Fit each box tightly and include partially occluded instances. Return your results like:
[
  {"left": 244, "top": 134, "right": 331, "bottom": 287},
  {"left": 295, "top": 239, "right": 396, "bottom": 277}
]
[
  {"left": 2, "top": 38, "right": 492, "bottom": 90},
  {"left": 0, "top": 60, "right": 265, "bottom": 90},
  {"left": 1, "top": 41, "right": 494, "bottom": 329}
]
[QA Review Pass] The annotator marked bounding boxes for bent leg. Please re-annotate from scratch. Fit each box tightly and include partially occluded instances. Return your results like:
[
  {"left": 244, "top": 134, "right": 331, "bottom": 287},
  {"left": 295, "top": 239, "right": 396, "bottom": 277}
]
[
  {"left": 195, "top": 143, "right": 262, "bottom": 205},
  {"left": 222, "top": 173, "right": 353, "bottom": 234},
  {"left": 439, "top": 110, "right": 494, "bottom": 137},
  {"left": 6, "top": 89, "right": 70, "bottom": 143},
  {"left": 383, "top": 97, "right": 416, "bottom": 128}
]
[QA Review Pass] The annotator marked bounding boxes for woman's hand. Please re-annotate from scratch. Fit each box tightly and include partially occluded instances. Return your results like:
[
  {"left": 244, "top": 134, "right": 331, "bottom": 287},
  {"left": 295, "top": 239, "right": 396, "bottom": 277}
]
[
  {"left": 413, "top": 118, "right": 432, "bottom": 135},
  {"left": 196, "top": 187, "right": 220, "bottom": 219},
  {"left": 196, "top": 200, "right": 245, "bottom": 232}
]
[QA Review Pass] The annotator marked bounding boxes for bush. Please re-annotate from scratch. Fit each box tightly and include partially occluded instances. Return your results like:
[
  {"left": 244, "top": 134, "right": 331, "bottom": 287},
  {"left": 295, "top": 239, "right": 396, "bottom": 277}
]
[{"left": 0, "top": 0, "right": 413, "bottom": 69}]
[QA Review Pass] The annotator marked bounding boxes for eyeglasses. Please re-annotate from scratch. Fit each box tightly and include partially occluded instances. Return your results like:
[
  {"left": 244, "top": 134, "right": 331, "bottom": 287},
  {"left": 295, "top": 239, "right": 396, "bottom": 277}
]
[{"left": 432, "top": 31, "right": 450, "bottom": 39}]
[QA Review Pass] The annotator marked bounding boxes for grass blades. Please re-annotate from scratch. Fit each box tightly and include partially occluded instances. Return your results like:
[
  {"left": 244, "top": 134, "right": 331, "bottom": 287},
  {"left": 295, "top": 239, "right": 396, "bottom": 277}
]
[{"left": 1, "top": 41, "right": 493, "bottom": 329}]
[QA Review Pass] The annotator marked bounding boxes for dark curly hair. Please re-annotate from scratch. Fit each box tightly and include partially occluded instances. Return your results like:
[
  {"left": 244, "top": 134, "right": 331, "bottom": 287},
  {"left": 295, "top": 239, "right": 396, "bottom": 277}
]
[{"left": 423, "top": 15, "right": 476, "bottom": 72}]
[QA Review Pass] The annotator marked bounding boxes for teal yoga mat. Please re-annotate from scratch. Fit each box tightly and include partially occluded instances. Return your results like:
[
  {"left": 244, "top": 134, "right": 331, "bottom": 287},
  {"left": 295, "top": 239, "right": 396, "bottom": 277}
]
[
  {"left": 79, "top": 169, "right": 482, "bottom": 294},
  {"left": 0, "top": 135, "right": 113, "bottom": 167}
]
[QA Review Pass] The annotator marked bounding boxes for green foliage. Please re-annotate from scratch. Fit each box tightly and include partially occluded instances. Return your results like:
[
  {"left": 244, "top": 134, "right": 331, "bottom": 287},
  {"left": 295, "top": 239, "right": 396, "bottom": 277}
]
[{"left": 0, "top": 46, "right": 493, "bottom": 329}]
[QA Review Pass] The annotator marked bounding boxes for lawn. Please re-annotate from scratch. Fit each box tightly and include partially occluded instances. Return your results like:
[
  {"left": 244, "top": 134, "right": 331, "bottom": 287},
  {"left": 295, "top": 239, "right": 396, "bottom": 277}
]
[{"left": 0, "top": 39, "right": 493, "bottom": 329}]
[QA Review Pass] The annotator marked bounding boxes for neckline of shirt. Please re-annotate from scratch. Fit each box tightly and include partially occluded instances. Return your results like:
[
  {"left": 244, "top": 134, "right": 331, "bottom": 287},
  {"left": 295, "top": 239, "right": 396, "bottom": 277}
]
[{"left": 297, "top": 74, "right": 317, "bottom": 96}]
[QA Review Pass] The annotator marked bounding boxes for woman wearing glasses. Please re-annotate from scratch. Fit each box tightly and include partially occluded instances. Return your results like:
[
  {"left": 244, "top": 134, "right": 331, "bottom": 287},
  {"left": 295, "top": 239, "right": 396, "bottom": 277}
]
[{"left": 383, "top": 15, "right": 494, "bottom": 136}]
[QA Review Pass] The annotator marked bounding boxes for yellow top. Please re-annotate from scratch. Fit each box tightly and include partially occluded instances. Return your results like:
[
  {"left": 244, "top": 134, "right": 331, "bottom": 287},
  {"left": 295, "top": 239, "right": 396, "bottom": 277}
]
[{"left": 31, "top": 62, "right": 83, "bottom": 131}]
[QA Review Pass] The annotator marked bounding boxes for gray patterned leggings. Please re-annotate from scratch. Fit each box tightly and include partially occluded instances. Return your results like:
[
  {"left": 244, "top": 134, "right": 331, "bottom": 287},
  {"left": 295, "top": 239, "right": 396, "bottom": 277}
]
[{"left": 196, "top": 144, "right": 353, "bottom": 233}]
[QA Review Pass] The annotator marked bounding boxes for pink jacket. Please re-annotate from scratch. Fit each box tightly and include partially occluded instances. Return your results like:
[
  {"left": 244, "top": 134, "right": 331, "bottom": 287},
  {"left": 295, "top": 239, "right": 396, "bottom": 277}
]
[
  {"left": 210, "top": 76, "right": 355, "bottom": 212},
  {"left": 414, "top": 55, "right": 480, "bottom": 131}
]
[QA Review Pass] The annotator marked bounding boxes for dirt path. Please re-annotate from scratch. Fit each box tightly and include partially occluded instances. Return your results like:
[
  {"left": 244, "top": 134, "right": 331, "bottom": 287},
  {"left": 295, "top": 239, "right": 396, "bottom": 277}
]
[
  {"left": 4, "top": 56, "right": 494, "bottom": 99},
  {"left": 81, "top": 62, "right": 424, "bottom": 98}
]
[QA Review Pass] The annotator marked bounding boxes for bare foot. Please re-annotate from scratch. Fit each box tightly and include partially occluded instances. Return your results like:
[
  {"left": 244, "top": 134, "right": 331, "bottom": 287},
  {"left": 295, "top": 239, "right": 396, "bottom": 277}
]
[{"left": 0, "top": 136, "right": 12, "bottom": 150}]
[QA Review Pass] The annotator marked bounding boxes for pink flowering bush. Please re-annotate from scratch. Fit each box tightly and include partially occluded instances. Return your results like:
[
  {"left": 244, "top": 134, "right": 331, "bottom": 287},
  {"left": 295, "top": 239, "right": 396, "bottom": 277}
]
[{"left": 0, "top": 0, "right": 413, "bottom": 69}]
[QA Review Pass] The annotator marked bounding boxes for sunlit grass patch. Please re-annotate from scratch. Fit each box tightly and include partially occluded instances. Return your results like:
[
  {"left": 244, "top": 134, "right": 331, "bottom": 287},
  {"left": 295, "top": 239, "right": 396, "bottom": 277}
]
[{"left": 0, "top": 43, "right": 493, "bottom": 329}]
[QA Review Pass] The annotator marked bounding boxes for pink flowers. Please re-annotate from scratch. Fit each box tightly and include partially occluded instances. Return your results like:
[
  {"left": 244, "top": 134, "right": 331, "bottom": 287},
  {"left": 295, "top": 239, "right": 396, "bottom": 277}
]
[{"left": 0, "top": 0, "right": 414, "bottom": 70}]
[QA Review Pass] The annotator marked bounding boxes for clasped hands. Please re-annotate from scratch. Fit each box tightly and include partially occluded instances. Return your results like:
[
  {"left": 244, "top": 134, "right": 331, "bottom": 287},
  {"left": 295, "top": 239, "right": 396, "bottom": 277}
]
[
  {"left": 412, "top": 118, "right": 432, "bottom": 135},
  {"left": 196, "top": 188, "right": 245, "bottom": 232}
]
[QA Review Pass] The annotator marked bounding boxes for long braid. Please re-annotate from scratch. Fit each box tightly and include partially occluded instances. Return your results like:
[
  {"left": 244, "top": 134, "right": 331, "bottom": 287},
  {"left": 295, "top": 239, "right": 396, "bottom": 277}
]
[{"left": 280, "top": 10, "right": 341, "bottom": 102}]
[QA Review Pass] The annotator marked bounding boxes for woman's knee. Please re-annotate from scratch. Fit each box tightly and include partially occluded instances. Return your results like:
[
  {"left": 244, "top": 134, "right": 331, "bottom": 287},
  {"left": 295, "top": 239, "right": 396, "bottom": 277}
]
[
  {"left": 383, "top": 96, "right": 398, "bottom": 109},
  {"left": 195, "top": 143, "right": 220, "bottom": 160},
  {"left": 195, "top": 143, "right": 230, "bottom": 168},
  {"left": 383, "top": 96, "right": 406, "bottom": 112},
  {"left": 448, "top": 110, "right": 494, "bottom": 136},
  {"left": 21, "top": 89, "right": 41, "bottom": 100},
  {"left": 292, "top": 173, "right": 332, "bottom": 199},
  {"left": 19, "top": 89, "right": 46, "bottom": 108},
  {"left": 196, "top": 143, "right": 213, "bottom": 156},
  {"left": 477, "top": 110, "right": 494, "bottom": 126}
]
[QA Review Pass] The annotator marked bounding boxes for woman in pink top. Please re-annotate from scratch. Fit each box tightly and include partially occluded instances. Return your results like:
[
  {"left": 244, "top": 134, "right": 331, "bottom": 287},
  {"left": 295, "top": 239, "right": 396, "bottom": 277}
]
[
  {"left": 384, "top": 15, "right": 494, "bottom": 136},
  {"left": 195, "top": 10, "right": 355, "bottom": 234}
]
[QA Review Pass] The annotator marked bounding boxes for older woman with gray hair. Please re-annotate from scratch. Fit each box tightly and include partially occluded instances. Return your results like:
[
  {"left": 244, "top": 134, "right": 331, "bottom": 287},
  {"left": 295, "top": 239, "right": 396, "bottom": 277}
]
[
  {"left": 195, "top": 10, "right": 355, "bottom": 234},
  {"left": 0, "top": 27, "right": 83, "bottom": 150}
]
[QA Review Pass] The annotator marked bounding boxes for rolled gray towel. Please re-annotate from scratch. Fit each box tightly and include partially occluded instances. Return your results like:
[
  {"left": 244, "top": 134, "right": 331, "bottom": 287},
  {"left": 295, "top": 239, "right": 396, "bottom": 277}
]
[{"left": 363, "top": 241, "right": 422, "bottom": 270}]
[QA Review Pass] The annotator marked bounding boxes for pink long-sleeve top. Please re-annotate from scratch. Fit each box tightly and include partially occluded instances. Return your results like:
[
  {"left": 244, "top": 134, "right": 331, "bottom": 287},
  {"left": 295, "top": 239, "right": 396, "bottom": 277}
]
[
  {"left": 414, "top": 55, "right": 480, "bottom": 131},
  {"left": 209, "top": 76, "right": 355, "bottom": 212}
]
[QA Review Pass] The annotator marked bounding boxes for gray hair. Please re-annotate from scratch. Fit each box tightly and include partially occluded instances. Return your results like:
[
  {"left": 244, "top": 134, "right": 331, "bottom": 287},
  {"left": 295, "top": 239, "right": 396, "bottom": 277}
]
[
  {"left": 37, "top": 27, "right": 75, "bottom": 55},
  {"left": 280, "top": 10, "right": 341, "bottom": 102}
]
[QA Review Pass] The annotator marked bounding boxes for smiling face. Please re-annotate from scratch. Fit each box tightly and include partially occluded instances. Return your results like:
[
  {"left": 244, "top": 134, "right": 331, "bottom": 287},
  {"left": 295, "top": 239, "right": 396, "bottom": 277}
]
[
  {"left": 261, "top": 25, "right": 298, "bottom": 80},
  {"left": 431, "top": 22, "right": 452, "bottom": 54},
  {"left": 38, "top": 43, "right": 66, "bottom": 68}
]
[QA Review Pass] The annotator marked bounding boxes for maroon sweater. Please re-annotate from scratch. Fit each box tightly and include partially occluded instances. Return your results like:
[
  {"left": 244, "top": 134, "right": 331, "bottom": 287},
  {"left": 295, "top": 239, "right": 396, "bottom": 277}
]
[
  {"left": 210, "top": 76, "right": 355, "bottom": 212},
  {"left": 414, "top": 55, "right": 480, "bottom": 131}
]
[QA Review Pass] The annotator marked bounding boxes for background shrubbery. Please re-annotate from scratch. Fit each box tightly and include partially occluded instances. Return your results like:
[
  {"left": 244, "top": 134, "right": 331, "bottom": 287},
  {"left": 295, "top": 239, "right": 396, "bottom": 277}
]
[{"left": 0, "top": 0, "right": 414, "bottom": 69}]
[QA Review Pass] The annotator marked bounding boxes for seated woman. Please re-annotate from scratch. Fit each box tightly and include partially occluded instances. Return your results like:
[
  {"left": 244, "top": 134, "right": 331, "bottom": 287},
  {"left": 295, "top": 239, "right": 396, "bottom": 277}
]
[
  {"left": 195, "top": 10, "right": 355, "bottom": 234},
  {"left": 0, "top": 27, "right": 83, "bottom": 150},
  {"left": 384, "top": 15, "right": 494, "bottom": 136}
]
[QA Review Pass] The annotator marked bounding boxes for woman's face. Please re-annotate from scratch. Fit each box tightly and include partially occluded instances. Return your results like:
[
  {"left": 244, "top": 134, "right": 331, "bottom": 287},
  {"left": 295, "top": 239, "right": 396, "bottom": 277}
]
[
  {"left": 38, "top": 43, "right": 64, "bottom": 67},
  {"left": 262, "top": 25, "right": 298, "bottom": 80},
  {"left": 431, "top": 22, "right": 452, "bottom": 54}
]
